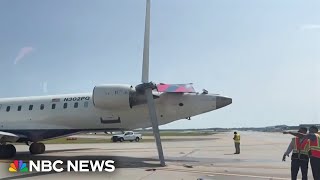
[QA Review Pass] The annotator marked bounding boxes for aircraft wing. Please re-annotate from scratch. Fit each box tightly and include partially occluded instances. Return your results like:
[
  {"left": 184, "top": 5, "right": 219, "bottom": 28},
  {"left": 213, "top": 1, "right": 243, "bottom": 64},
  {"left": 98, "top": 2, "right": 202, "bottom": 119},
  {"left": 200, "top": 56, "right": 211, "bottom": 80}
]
[
  {"left": 157, "top": 83, "right": 196, "bottom": 93},
  {"left": 0, "top": 131, "right": 26, "bottom": 143}
]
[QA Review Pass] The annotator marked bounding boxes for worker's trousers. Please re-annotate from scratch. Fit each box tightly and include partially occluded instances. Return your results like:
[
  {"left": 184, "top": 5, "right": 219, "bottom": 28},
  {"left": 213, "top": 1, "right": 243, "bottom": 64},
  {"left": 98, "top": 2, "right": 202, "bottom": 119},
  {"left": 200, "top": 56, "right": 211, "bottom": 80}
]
[
  {"left": 234, "top": 142, "right": 240, "bottom": 154},
  {"left": 310, "top": 157, "right": 320, "bottom": 180},
  {"left": 291, "top": 159, "right": 308, "bottom": 180}
]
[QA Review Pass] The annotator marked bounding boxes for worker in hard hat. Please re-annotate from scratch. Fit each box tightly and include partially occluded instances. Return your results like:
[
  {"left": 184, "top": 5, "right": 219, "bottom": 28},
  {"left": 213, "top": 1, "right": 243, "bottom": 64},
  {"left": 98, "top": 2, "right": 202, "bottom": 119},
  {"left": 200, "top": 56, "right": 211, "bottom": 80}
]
[
  {"left": 282, "top": 127, "right": 309, "bottom": 180},
  {"left": 233, "top": 131, "right": 240, "bottom": 154}
]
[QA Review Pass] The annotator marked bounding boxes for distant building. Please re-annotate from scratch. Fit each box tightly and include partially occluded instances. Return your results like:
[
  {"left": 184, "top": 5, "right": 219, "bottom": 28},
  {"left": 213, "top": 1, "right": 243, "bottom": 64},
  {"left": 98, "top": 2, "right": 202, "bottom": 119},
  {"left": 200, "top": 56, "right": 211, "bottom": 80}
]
[
  {"left": 263, "top": 125, "right": 289, "bottom": 132},
  {"left": 299, "top": 124, "right": 320, "bottom": 128}
]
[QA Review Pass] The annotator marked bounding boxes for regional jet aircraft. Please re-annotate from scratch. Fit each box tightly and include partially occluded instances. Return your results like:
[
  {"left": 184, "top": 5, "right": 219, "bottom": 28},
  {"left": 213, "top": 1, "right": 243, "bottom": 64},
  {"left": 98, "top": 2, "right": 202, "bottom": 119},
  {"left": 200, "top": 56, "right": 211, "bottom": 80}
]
[{"left": 0, "top": 0, "right": 232, "bottom": 165}]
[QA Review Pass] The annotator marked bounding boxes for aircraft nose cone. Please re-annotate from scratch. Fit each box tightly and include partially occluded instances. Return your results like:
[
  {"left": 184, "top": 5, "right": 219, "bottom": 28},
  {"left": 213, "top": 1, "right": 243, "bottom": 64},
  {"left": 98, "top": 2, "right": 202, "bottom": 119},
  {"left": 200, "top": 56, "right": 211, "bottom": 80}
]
[{"left": 216, "top": 96, "right": 232, "bottom": 109}]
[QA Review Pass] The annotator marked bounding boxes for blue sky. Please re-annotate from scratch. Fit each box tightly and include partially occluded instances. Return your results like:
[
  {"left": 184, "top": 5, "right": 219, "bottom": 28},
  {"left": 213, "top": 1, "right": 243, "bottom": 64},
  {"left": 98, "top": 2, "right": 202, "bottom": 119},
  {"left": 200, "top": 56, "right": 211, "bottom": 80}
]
[{"left": 0, "top": 0, "right": 319, "bottom": 128}]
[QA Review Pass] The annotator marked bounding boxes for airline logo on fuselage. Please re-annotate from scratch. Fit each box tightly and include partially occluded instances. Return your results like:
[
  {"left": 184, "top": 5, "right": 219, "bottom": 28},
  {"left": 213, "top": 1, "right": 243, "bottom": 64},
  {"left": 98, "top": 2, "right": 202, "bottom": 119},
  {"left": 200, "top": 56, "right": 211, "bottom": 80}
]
[{"left": 64, "top": 96, "right": 90, "bottom": 102}]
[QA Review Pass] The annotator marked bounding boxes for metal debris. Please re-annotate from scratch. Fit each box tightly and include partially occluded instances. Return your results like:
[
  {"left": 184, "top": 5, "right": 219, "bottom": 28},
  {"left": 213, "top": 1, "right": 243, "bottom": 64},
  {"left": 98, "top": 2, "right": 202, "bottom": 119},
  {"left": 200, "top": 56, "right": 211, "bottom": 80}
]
[
  {"left": 145, "top": 168, "right": 156, "bottom": 171},
  {"left": 183, "top": 164, "right": 193, "bottom": 168}
]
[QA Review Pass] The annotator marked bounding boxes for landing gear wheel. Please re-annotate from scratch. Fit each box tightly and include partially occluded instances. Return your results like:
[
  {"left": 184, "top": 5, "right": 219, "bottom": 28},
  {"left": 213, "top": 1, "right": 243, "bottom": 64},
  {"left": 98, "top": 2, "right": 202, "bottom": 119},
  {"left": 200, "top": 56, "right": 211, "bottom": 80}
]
[
  {"left": 29, "top": 143, "right": 45, "bottom": 154},
  {"left": 0, "top": 144, "right": 16, "bottom": 159},
  {"left": 6, "top": 144, "right": 16, "bottom": 158}
]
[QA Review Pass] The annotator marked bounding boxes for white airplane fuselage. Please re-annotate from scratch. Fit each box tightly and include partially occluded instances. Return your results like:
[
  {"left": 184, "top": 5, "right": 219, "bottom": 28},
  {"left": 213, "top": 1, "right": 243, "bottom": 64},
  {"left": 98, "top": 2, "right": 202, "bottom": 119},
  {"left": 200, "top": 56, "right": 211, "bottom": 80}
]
[{"left": 0, "top": 88, "right": 231, "bottom": 142}]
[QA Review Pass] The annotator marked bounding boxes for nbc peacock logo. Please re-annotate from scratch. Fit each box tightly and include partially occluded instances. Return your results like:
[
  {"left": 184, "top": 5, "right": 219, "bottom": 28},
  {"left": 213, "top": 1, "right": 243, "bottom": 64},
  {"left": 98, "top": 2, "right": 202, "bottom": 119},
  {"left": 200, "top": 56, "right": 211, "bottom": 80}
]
[{"left": 9, "top": 160, "right": 28, "bottom": 172}]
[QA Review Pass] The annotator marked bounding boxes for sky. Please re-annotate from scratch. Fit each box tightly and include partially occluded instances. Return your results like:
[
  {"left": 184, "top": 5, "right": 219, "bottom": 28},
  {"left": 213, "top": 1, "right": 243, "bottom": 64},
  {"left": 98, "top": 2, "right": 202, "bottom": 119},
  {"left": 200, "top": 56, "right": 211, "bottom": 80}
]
[{"left": 0, "top": 0, "right": 320, "bottom": 129}]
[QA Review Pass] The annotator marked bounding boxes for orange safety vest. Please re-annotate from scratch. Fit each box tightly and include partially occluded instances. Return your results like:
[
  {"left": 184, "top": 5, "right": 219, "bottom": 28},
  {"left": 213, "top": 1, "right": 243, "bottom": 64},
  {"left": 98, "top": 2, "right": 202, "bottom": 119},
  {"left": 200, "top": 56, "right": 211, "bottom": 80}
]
[
  {"left": 310, "top": 134, "right": 320, "bottom": 158},
  {"left": 292, "top": 137, "right": 310, "bottom": 160}
]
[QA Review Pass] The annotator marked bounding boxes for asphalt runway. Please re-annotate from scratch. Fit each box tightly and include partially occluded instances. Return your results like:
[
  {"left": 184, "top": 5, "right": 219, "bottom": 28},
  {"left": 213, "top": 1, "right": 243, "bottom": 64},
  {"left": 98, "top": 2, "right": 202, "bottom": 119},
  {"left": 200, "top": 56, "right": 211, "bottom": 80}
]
[{"left": 0, "top": 131, "right": 313, "bottom": 180}]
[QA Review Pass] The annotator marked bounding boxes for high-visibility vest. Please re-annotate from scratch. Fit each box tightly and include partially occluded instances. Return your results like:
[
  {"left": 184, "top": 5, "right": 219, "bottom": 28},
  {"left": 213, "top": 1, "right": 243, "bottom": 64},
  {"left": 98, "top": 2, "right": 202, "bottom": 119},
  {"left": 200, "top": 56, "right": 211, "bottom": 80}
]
[
  {"left": 234, "top": 134, "right": 240, "bottom": 143},
  {"left": 292, "top": 137, "right": 310, "bottom": 160},
  {"left": 310, "top": 134, "right": 320, "bottom": 158}
]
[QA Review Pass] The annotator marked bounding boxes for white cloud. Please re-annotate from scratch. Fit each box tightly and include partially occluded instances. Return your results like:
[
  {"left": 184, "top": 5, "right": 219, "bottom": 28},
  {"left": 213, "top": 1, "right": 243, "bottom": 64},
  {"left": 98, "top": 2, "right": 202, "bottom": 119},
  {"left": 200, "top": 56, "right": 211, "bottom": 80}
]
[
  {"left": 14, "top": 46, "right": 35, "bottom": 64},
  {"left": 300, "top": 24, "right": 320, "bottom": 31}
]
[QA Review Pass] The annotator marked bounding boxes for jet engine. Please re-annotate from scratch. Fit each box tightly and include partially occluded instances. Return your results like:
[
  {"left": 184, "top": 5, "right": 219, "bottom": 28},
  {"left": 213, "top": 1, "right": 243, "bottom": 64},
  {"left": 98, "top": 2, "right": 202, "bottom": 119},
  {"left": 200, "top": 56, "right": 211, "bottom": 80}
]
[{"left": 93, "top": 84, "right": 154, "bottom": 110}]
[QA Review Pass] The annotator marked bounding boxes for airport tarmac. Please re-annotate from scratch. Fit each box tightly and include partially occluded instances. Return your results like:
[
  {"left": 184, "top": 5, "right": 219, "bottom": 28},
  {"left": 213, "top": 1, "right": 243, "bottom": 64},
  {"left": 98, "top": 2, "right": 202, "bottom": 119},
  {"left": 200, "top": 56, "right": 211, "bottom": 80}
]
[{"left": 0, "top": 131, "right": 313, "bottom": 180}]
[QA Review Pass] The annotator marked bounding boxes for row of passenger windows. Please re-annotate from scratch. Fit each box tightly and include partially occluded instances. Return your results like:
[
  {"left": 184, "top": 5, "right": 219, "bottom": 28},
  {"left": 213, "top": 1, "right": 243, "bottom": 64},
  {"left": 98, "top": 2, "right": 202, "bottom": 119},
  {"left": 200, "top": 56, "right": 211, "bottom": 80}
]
[{"left": 3, "top": 102, "right": 89, "bottom": 112}]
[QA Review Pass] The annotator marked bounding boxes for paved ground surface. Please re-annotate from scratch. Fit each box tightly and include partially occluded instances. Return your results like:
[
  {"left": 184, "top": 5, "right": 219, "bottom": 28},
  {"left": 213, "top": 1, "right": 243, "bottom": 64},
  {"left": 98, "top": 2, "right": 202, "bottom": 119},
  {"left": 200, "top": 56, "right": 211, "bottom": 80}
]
[{"left": 0, "top": 131, "right": 313, "bottom": 180}]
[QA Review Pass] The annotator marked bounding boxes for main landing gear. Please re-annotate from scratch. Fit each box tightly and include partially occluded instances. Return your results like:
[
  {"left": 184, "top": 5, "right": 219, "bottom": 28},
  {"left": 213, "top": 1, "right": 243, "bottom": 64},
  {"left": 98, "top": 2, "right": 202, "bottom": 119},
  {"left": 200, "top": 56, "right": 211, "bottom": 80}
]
[
  {"left": 0, "top": 142, "right": 46, "bottom": 159},
  {"left": 0, "top": 144, "right": 16, "bottom": 159},
  {"left": 29, "top": 142, "right": 45, "bottom": 154}
]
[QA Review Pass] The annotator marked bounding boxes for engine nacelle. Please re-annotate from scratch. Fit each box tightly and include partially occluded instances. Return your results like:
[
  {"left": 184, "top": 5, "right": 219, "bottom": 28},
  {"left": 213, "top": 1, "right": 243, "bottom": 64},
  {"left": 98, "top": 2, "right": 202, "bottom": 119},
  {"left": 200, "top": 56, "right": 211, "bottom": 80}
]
[
  {"left": 93, "top": 84, "right": 152, "bottom": 110},
  {"left": 93, "top": 84, "right": 132, "bottom": 110}
]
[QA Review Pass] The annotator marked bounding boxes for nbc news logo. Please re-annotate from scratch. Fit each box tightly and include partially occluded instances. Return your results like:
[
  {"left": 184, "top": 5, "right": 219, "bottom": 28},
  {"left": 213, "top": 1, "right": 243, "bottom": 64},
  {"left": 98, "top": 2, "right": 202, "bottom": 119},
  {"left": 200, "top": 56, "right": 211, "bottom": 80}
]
[
  {"left": 8, "top": 159, "right": 115, "bottom": 173},
  {"left": 9, "top": 160, "right": 28, "bottom": 172}
]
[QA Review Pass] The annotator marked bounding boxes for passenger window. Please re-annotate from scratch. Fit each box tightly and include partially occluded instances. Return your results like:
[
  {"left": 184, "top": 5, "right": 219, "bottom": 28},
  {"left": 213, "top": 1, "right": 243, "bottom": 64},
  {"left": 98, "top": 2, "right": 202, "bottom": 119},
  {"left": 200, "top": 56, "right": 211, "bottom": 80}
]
[
  {"left": 18, "top": 106, "right": 22, "bottom": 111},
  {"left": 84, "top": 101, "right": 89, "bottom": 108},
  {"left": 63, "top": 103, "right": 68, "bottom": 109},
  {"left": 40, "top": 104, "right": 44, "bottom": 110},
  {"left": 52, "top": 104, "right": 56, "bottom": 109},
  {"left": 29, "top": 105, "right": 33, "bottom": 110},
  {"left": 6, "top": 106, "right": 10, "bottom": 112},
  {"left": 74, "top": 102, "right": 78, "bottom": 108}
]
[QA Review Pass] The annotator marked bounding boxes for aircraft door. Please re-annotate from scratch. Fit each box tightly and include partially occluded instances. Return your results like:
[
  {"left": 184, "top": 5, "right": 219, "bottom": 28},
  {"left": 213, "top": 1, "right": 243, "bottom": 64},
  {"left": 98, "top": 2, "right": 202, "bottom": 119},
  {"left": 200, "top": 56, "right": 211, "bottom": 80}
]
[{"left": 98, "top": 110, "right": 122, "bottom": 127}]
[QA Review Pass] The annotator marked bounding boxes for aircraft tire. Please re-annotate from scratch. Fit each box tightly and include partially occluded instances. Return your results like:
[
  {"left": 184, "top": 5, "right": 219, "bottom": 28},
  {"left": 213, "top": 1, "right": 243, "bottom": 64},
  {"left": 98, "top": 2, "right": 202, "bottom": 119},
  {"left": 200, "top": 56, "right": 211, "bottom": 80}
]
[
  {"left": 6, "top": 144, "right": 16, "bottom": 158},
  {"left": 0, "top": 144, "right": 16, "bottom": 159},
  {"left": 29, "top": 142, "right": 46, "bottom": 154}
]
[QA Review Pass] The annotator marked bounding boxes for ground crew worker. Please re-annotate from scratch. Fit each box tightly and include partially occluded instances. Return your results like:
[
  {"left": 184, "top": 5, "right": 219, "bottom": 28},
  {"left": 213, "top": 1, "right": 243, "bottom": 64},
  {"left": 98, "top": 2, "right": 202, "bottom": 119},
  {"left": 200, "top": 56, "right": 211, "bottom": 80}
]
[
  {"left": 284, "top": 126, "right": 320, "bottom": 180},
  {"left": 282, "top": 127, "right": 309, "bottom": 180},
  {"left": 233, "top": 131, "right": 240, "bottom": 154},
  {"left": 308, "top": 126, "right": 320, "bottom": 180}
]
